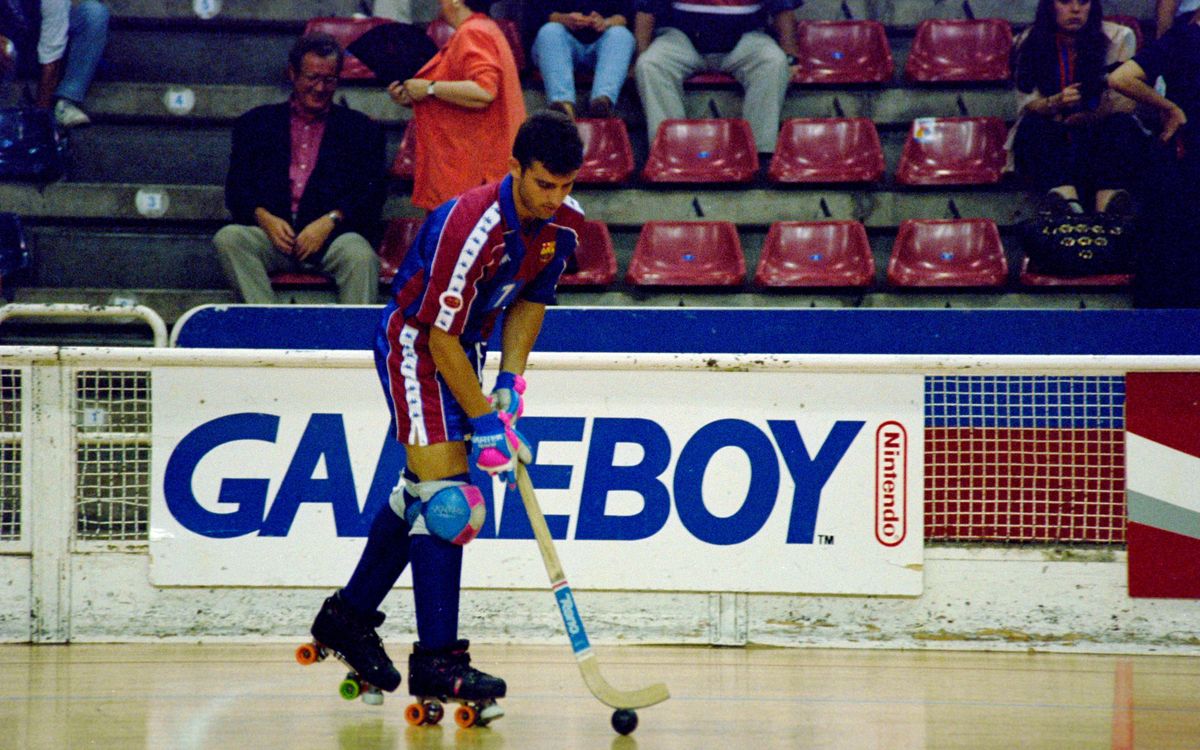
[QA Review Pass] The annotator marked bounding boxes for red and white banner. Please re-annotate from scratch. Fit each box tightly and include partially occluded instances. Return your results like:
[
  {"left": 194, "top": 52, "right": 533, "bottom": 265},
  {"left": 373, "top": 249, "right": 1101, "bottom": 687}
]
[{"left": 1125, "top": 373, "right": 1200, "bottom": 599}]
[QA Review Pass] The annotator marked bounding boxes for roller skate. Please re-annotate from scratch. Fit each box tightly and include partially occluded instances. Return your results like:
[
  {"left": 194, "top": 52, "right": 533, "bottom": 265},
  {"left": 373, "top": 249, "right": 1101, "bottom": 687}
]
[
  {"left": 295, "top": 591, "right": 402, "bottom": 705},
  {"left": 404, "top": 639, "right": 507, "bottom": 728}
]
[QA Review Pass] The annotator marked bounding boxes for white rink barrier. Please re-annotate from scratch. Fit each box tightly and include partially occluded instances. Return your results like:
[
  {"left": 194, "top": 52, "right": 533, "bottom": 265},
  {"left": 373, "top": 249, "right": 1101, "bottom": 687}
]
[{"left": 0, "top": 346, "right": 1198, "bottom": 652}]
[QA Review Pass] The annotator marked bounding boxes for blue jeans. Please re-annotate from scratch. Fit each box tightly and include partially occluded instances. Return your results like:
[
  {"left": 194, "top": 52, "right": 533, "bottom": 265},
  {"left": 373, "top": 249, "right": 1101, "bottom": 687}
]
[
  {"left": 531, "top": 22, "right": 634, "bottom": 105},
  {"left": 56, "top": 0, "right": 110, "bottom": 104}
]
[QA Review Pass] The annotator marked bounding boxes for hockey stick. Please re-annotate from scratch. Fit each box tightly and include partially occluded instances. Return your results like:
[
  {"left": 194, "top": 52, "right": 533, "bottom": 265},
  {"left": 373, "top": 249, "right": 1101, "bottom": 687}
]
[{"left": 512, "top": 462, "right": 670, "bottom": 710}]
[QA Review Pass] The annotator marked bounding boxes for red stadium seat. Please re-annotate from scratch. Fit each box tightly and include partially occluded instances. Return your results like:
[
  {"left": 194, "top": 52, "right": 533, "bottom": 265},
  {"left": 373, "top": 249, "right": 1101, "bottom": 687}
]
[
  {"left": 792, "top": 20, "right": 894, "bottom": 84},
  {"left": 903, "top": 19, "right": 1013, "bottom": 83},
  {"left": 495, "top": 18, "right": 527, "bottom": 71},
  {"left": 895, "top": 117, "right": 1008, "bottom": 186},
  {"left": 641, "top": 119, "right": 758, "bottom": 183},
  {"left": 379, "top": 217, "right": 423, "bottom": 284},
  {"left": 560, "top": 220, "right": 617, "bottom": 286},
  {"left": 1017, "top": 257, "right": 1133, "bottom": 287},
  {"left": 887, "top": 219, "right": 1008, "bottom": 287},
  {"left": 627, "top": 221, "right": 745, "bottom": 286},
  {"left": 685, "top": 71, "right": 738, "bottom": 86},
  {"left": 754, "top": 221, "right": 875, "bottom": 287},
  {"left": 1105, "top": 15, "right": 1144, "bottom": 52},
  {"left": 425, "top": 17, "right": 526, "bottom": 70},
  {"left": 768, "top": 118, "right": 884, "bottom": 183},
  {"left": 304, "top": 17, "right": 395, "bottom": 80},
  {"left": 390, "top": 122, "right": 416, "bottom": 179},
  {"left": 270, "top": 271, "right": 335, "bottom": 290},
  {"left": 575, "top": 118, "right": 635, "bottom": 184}
]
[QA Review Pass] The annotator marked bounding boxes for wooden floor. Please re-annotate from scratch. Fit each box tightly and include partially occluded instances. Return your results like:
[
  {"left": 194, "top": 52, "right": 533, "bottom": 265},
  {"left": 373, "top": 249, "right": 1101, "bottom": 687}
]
[{"left": 1, "top": 643, "right": 1198, "bottom": 749}]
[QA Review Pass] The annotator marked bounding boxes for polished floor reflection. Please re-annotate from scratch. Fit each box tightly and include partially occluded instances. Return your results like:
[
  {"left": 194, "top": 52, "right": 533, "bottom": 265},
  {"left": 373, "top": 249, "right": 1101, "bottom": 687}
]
[{"left": 1, "top": 643, "right": 1197, "bottom": 749}]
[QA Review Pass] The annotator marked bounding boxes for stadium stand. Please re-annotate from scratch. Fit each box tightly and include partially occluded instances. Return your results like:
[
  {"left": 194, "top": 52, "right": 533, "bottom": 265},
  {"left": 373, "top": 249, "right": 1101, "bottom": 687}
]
[{"left": 0, "top": 0, "right": 1160, "bottom": 327}]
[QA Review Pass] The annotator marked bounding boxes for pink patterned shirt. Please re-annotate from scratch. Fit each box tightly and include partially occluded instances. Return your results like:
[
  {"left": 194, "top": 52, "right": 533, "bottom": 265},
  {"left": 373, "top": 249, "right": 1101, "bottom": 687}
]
[{"left": 289, "top": 98, "right": 328, "bottom": 215}]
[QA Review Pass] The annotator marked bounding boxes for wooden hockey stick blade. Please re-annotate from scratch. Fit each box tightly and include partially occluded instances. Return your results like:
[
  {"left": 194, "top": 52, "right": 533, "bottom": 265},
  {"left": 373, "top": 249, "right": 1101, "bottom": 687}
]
[{"left": 513, "top": 462, "right": 670, "bottom": 710}]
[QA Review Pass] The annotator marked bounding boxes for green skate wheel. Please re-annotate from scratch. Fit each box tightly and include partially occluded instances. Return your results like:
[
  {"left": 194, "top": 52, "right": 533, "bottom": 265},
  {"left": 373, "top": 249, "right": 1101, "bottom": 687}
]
[{"left": 339, "top": 675, "right": 361, "bottom": 701}]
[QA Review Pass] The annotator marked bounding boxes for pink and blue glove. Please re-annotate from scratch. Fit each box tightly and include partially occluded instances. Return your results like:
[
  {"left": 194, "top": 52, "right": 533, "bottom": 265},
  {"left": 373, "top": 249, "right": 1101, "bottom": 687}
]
[
  {"left": 470, "top": 410, "right": 532, "bottom": 484},
  {"left": 489, "top": 371, "right": 526, "bottom": 420}
]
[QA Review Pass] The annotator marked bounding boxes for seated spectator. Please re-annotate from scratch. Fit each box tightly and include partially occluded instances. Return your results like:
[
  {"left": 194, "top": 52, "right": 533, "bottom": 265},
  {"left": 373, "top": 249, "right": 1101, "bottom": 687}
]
[
  {"left": 1157, "top": 0, "right": 1200, "bottom": 37},
  {"left": 633, "top": 0, "right": 801, "bottom": 158},
  {"left": 1110, "top": 7, "right": 1200, "bottom": 306},
  {"left": 531, "top": 0, "right": 635, "bottom": 118},
  {"left": 388, "top": 0, "right": 526, "bottom": 211},
  {"left": 1007, "top": 0, "right": 1145, "bottom": 216},
  {"left": 213, "top": 33, "right": 385, "bottom": 305},
  {"left": 36, "top": 0, "right": 110, "bottom": 128}
]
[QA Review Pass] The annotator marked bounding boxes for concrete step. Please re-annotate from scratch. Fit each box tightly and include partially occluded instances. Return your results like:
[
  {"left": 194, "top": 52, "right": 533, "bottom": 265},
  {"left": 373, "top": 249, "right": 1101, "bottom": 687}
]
[{"left": 1, "top": 181, "right": 1036, "bottom": 227}]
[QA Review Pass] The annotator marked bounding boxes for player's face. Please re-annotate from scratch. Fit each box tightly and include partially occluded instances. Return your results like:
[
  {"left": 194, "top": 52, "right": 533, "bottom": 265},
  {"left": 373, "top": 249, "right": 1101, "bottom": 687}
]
[
  {"left": 289, "top": 52, "right": 339, "bottom": 115},
  {"left": 510, "top": 159, "right": 578, "bottom": 223},
  {"left": 1053, "top": 0, "right": 1090, "bottom": 32}
]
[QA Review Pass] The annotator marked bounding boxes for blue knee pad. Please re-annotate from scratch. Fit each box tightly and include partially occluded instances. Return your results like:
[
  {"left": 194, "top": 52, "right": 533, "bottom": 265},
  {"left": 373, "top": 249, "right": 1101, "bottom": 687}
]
[{"left": 397, "top": 476, "right": 486, "bottom": 546}]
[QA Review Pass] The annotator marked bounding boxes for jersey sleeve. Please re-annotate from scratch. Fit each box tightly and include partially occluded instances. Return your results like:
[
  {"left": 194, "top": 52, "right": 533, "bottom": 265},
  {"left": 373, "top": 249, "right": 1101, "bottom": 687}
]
[{"left": 412, "top": 199, "right": 504, "bottom": 336}]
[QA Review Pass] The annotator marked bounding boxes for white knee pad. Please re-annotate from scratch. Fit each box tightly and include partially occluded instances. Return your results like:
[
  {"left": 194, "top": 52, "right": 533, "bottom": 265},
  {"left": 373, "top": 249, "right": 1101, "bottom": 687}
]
[{"left": 398, "top": 478, "right": 487, "bottom": 545}]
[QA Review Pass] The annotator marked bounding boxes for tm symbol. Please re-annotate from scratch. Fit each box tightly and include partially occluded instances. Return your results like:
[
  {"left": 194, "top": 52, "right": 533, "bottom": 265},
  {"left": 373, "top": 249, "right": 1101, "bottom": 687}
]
[{"left": 818, "top": 534, "right": 835, "bottom": 545}]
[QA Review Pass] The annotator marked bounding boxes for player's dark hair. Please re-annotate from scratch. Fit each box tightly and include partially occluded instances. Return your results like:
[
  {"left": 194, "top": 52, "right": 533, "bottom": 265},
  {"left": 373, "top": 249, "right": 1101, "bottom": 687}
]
[
  {"left": 1014, "top": 0, "right": 1107, "bottom": 104},
  {"left": 512, "top": 110, "right": 585, "bottom": 175},
  {"left": 289, "top": 32, "right": 345, "bottom": 75}
]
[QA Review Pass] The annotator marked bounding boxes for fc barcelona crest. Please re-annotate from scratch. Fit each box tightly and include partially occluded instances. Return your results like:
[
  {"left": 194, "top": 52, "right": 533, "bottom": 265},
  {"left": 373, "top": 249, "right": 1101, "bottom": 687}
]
[{"left": 539, "top": 241, "right": 556, "bottom": 261}]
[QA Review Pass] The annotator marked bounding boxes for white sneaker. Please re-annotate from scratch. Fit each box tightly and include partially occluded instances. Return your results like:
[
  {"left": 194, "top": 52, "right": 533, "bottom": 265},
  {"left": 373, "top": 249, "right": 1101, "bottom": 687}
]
[{"left": 54, "top": 99, "right": 91, "bottom": 128}]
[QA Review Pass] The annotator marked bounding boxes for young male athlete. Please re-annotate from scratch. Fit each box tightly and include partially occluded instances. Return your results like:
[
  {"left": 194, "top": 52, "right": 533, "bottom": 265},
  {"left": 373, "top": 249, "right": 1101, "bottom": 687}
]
[{"left": 309, "top": 110, "right": 585, "bottom": 717}]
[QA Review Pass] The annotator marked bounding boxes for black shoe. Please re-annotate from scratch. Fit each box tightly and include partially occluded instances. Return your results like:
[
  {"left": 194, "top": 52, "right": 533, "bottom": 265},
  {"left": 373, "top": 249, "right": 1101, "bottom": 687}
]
[
  {"left": 588, "top": 96, "right": 613, "bottom": 119},
  {"left": 408, "top": 639, "right": 506, "bottom": 701},
  {"left": 311, "top": 591, "right": 402, "bottom": 692},
  {"left": 547, "top": 100, "right": 575, "bottom": 119},
  {"left": 1037, "top": 191, "right": 1084, "bottom": 216},
  {"left": 1102, "top": 189, "right": 1135, "bottom": 221}
]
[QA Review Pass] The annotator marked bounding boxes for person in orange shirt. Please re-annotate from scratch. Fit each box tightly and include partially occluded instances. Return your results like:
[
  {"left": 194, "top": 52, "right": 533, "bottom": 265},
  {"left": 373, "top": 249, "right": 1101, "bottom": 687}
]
[{"left": 389, "top": 0, "right": 527, "bottom": 210}]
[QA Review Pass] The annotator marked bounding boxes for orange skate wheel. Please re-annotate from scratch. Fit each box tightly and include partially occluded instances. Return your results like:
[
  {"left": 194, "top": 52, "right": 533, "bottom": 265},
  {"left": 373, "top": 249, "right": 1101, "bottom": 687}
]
[
  {"left": 404, "top": 702, "right": 427, "bottom": 726},
  {"left": 454, "top": 704, "right": 477, "bottom": 729},
  {"left": 295, "top": 643, "right": 319, "bottom": 665}
]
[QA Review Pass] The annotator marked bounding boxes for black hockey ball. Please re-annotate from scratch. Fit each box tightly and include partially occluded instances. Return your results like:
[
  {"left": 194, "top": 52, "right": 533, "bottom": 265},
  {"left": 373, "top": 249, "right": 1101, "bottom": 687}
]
[{"left": 611, "top": 709, "right": 638, "bottom": 735}]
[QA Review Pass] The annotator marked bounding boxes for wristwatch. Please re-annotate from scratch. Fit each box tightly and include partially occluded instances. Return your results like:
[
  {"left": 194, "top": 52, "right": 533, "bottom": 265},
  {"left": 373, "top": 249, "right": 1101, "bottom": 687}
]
[{"left": 428, "top": 81, "right": 437, "bottom": 98}]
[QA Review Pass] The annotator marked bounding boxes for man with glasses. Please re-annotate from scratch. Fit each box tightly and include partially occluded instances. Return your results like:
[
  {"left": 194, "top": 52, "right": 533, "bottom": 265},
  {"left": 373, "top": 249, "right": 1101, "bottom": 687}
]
[{"left": 214, "top": 33, "right": 385, "bottom": 305}]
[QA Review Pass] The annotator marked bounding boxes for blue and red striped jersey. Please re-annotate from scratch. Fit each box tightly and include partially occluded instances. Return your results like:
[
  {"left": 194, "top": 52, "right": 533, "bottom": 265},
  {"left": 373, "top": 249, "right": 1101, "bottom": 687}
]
[{"left": 384, "top": 174, "right": 586, "bottom": 344}]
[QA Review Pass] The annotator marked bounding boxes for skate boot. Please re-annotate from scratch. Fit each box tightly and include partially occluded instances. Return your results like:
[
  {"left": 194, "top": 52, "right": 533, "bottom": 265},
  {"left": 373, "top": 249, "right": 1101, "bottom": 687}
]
[
  {"left": 296, "top": 591, "right": 402, "bottom": 703},
  {"left": 404, "top": 639, "right": 506, "bottom": 728}
]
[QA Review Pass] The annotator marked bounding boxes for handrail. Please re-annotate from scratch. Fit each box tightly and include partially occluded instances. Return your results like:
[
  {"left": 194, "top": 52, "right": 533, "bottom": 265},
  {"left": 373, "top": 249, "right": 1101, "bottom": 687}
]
[{"left": 0, "top": 303, "right": 169, "bottom": 348}]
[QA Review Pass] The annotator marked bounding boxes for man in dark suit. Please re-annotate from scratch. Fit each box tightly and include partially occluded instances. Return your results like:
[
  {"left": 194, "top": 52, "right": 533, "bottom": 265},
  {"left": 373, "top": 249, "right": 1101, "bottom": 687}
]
[{"left": 214, "top": 33, "right": 386, "bottom": 304}]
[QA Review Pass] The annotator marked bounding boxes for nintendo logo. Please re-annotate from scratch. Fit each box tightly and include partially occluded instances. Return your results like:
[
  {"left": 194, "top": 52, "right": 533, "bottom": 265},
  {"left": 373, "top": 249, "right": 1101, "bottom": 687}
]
[{"left": 875, "top": 421, "right": 907, "bottom": 547}]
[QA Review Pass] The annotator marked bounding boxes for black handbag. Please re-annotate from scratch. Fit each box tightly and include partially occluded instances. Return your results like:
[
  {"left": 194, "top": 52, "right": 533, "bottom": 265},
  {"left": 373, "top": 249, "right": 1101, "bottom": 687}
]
[
  {"left": 1019, "top": 210, "right": 1134, "bottom": 277},
  {"left": 0, "top": 106, "right": 67, "bottom": 182},
  {"left": 346, "top": 22, "right": 439, "bottom": 85}
]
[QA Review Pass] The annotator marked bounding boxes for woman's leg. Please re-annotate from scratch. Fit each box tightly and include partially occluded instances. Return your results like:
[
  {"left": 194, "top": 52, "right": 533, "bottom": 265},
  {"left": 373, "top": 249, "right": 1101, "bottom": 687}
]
[
  {"left": 1013, "top": 112, "right": 1078, "bottom": 200},
  {"left": 532, "top": 22, "right": 582, "bottom": 110},
  {"left": 585, "top": 25, "right": 635, "bottom": 108}
]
